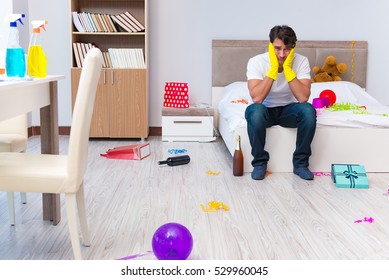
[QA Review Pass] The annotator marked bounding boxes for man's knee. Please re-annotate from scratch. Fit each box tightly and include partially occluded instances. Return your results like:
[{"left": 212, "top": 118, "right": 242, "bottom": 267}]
[
  {"left": 298, "top": 103, "right": 316, "bottom": 126},
  {"left": 245, "top": 103, "right": 267, "bottom": 122}
]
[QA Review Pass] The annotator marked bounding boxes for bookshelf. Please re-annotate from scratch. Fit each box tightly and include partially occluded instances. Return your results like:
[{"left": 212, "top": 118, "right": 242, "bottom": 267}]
[{"left": 70, "top": 0, "right": 149, "bottom": 139}]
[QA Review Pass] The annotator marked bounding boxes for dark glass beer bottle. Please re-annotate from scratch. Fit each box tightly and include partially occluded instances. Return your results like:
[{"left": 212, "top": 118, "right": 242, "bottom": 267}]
[
  {"left": 158, "top": 155, "right": 190, "bottom": 166},
  {"left": 233, "top": 135, "right": 243, "bottom": 176}
]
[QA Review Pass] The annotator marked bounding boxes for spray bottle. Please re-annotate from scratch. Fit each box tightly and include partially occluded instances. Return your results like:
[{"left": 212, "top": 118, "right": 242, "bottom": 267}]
[
  {"left": 27, "top": 20, "right": 48, "bottom": 78},
  {"left": 5, "top": 14, "right": 26, "bottom": 77}
]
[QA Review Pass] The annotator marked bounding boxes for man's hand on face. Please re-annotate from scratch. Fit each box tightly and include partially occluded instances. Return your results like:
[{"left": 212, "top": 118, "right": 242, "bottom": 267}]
[
  {"left": 283, "top": 48, "right": 296, "bottom": 82},
  {"left": 266, "top": 42, "right": 279, "bottom": 81}
]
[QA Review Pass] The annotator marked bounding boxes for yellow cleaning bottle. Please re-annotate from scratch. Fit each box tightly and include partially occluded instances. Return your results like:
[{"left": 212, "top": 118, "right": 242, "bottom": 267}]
[{"left": 27, "top": 20, "right": 48, "bottom": 78}]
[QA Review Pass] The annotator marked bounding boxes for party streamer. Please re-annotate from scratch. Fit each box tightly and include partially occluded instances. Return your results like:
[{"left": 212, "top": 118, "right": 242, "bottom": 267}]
[
  {"left": 116, "top": 251, "right": 153, "bottom": 260},
  {"left": 207, "top": 169, "right": 220, "bottom": 176},
  {"left": 168, "top": 148, "right": 188, "bottom": 155},
  {"left": 354, "top": 217, "right": 374, "bottom": 223}
]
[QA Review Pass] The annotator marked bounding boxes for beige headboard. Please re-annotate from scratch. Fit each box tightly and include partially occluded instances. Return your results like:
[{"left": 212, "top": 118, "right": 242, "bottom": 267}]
[{"left": 212, "top": 40, "right": 368, "bottom": 88}]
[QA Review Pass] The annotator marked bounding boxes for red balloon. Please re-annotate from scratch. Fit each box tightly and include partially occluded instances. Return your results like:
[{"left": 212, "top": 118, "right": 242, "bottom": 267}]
[{"left": 319, "top": 89, "right": 336, "bottom": 106}]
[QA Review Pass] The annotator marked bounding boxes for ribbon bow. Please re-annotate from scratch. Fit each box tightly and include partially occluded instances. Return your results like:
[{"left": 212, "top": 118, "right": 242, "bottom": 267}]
[{"left": 343, "top": 170, "right": 358, "bottom": 179}]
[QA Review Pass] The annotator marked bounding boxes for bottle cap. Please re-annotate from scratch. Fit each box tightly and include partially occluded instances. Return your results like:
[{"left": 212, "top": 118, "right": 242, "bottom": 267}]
[{"left": 31, "top": 20, "right": 48, "bottom": 34}]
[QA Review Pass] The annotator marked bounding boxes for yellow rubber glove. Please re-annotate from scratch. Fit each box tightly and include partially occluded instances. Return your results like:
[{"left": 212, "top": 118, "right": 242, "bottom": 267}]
[
  {"left": 266, "top": 43, "right": 279, "bottom": 81},
  {"left": 283, "top": 48, "right": 296, "bottom": 82}
]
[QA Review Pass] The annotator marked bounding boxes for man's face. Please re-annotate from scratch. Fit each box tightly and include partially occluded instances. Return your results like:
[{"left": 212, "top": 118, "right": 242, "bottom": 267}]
[{"left": 272, "top": 38, "right": 292, "bottom": 64}]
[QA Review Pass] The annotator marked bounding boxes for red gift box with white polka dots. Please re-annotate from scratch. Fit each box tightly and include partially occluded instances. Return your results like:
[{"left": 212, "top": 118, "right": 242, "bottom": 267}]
[{"left": 163, "top": 82, "right": 189, "bottom": 108}]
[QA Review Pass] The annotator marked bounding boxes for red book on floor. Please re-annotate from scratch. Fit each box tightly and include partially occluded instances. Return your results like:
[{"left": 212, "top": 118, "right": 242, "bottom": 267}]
[{"left": 100, "top": 143, "right": 150, "bottom": 160}]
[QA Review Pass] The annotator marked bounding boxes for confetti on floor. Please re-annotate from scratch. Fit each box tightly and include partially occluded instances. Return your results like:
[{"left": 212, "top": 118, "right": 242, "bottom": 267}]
[
  {"left": 168, "top": 148, "right": 188, "bottom": 155},
  {"left": 200, "top": 201, "right": 229, "bottom": 212},
  {"left": 313, "top": 172, "right": 331, "bottom": 176},
  {"left": 207, "top": 169, "right": 220, "bottom": 176},
  {"left": 354, "top": 217, "right": 374, "bottom": 223}
]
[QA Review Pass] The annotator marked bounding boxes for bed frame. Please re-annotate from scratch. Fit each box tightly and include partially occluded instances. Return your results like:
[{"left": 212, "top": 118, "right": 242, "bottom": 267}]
[{"left": 212, "top": 40, "right": 389, "bottom": 172}]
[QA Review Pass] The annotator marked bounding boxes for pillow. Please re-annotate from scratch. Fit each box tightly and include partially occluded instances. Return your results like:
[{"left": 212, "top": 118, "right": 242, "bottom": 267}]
[
  {"left": 218, "top": 82, "right": 251, "bottom": 130},
  {"left": 218, "top": 81, "right": 252, "bottom": 105},
  {"left": 310, "top": 81, "right": 381, "bottom": 106}
]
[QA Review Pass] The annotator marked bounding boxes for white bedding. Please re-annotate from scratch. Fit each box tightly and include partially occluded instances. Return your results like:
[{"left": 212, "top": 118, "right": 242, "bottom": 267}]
[{"left": 218, "top": 81, "right": 389, "bottom": 130}]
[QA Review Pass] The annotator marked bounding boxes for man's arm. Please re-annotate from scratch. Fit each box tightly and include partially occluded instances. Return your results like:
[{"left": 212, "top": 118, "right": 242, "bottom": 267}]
[
  {"left": 247, "top": 42, "right": 278, "bottom": 104},
  {"left": 247, "top": 78, "right": 273, "bottom": 104},
  {"left": 288, "top": 78, "right": 311, "bottom": 102}
]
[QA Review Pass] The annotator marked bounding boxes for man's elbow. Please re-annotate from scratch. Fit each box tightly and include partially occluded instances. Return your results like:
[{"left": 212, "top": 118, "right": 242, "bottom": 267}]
[
  {"left": 252, "top": 96, "right": 264, "bottom": 104},
  {"left": 298, "top": 96, "right": 309, "bottom": 103}
]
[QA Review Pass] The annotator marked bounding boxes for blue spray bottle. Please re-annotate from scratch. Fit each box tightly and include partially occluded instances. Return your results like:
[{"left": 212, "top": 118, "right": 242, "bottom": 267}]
[{"left": 5, "top": 14, "right": 26, "bottom": 78}]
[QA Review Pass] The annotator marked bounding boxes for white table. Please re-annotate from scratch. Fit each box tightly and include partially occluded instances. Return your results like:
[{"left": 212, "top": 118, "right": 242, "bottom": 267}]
[{"left": 0, "top": 75, "right": 65, "bottom": 225}]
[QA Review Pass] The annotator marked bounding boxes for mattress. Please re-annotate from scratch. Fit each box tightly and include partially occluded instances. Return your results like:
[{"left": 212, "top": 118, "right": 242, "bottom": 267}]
[{"left": 218, "top": 81, "right": 389, "bottom": 130}]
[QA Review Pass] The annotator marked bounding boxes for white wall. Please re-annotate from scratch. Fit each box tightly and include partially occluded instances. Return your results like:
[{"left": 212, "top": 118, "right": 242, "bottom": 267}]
[
  {"left": 0, "top": 1, "right": 13, "bottom": 50},
  {"left": 149, "top": 0, "right": 389, "bottom": 127},
  {"left": 2, "top": 0, "right": 389, "bottom": 128},
  {"left": 0, "top": 0, "right": 70, "bottom": 126},
  {"left": 27, "top": 0, "right": 71, "bottom": 126}
]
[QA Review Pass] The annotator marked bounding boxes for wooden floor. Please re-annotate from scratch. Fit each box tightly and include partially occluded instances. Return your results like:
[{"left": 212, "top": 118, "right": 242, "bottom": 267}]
[{"left": 1, "top": 135, "right": 389, "bottom": 260}]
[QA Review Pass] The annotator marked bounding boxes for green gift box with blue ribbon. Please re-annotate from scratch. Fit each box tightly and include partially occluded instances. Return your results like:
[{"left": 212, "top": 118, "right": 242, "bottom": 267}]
[{"left": 331, "top": 164, "right": 369, "bottom": 188}]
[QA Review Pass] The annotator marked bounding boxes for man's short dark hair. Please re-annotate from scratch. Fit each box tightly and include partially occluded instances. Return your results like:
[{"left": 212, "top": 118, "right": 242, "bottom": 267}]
[{"left": 269, "top": 25, "right": 297, "bottom": 48}]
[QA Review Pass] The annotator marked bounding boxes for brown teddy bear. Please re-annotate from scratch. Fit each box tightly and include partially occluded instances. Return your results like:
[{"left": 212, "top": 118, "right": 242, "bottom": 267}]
[{"left": 311, "top": 55, "right": 347, "bottom": 83}]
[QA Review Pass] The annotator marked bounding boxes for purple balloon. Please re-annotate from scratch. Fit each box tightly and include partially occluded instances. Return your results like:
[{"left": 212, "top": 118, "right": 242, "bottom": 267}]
[{"left": 152, "top": 223, "right": 193, "bottom": 260}]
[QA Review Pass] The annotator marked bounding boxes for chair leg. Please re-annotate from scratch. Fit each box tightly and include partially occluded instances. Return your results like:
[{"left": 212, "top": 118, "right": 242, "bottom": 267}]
[
  {"left": 20, "top": 192, "right": 27, "bottom": 204},
  {"left": 76, "top": 183, "right": 91, "bottom": 246},
  {"left": 7, "top": 192, "right": 16, "bottom": 226},
  {"left": 65, "top": 193, "right": 83, "bottom": 260}
]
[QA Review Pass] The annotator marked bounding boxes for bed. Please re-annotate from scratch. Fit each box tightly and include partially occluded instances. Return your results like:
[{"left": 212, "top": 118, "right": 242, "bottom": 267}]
[{"left": 211, "top": 40, "right": 389, "bottom": 173}]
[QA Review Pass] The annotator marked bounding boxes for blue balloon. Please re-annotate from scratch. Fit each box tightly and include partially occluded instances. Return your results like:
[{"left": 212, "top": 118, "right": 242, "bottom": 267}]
[{"left": 152, "top": 223, "right": 193, "bottom": 260}]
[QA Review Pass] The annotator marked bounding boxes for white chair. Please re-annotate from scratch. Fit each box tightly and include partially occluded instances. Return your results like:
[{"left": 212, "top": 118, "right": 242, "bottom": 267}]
[
  {"left": 0, "top": 48, "right": 103, "bottom": 260},
  {"left": 0, "top": 114, "right": 28, "bottom": 225}
]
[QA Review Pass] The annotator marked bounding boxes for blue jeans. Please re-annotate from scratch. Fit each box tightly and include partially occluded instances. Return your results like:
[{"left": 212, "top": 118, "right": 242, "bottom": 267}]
[{"left": 245, "top": 102, "right": 317, "bottom": 168}]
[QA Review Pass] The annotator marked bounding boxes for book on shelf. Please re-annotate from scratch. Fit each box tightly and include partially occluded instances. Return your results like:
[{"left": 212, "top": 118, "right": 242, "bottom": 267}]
[
  {"left": 101, "top": 15, "right": 109, "bottom": 32},
  {"left": 90, "top": 14, "right": 104, "bottom": 32},
  {"left": 76, "top": 43, "right": 84, "bottom": 67},
  {"left": 87, "top": 13, "right": 98, "bottom": 32},
  {"left": 101, "top": 52, "right": 107, "bottom": 68},
  {"left": 102, "top": 52, "right": 111, "bottom": 68},
  {"left": 72, "top": 43, "right": 82, "bottom": 67},
  {"left": 120, "top": 12, "right": 141, "bottom": 32},
  {"left": 100, "top": 143, "right": 151, "bottom": 160},
  {"left": 107, "top": 48, "right": 145, "bottom": 68},
  {"left": 110, "top": 15, "right": 127, "bottom": 32},
  {"left": 123, "top": 11, "right": 145, "bottom": 31},
  {"left": 72, "top": 11, "right": 84, "bottom": 32},
  {"left": 72, "top": 10, "right": 144, "bottom": 33},
  {"left": 78, "top": 13, "right": 88, "bottom": 31},
  {"left": 80, "top": 12, "right": 91, "bottom": 32},
  {"left": 73, "top": 43, "right": 98, "bottom": 68},
  {"left": 73, "top": 43, "right": 145, "bottom": 68},
  {"left": 111, "top": 14, "right": 136, "bottom": 32},
  {"left": 98, "top": 14, "right": 110, "bottom": 32},
  {"left": 105, "top": 14, "right": 118, "bottom": 32},
  {"left": 80, "top": 43, "right": 87, "bottom": 60}
]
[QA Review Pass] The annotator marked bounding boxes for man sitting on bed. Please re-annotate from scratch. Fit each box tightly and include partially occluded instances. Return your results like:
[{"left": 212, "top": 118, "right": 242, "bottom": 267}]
[{"left": 245, "top": 25, "right": 317, "bottom": 180}]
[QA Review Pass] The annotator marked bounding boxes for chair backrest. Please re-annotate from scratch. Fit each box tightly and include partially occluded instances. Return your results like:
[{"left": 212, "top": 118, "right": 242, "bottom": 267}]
[
  {"left": 0, "top": 114, "right": 28, "bottom": 137},
  {"left": 67, "top": 48, "right": 102, "bottom": 191}
]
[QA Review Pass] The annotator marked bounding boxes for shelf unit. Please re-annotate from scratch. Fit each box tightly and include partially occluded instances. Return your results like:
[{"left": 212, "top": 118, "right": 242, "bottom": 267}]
[{"left": 70, "top": 0, "right": 149, "bottom": 139}]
